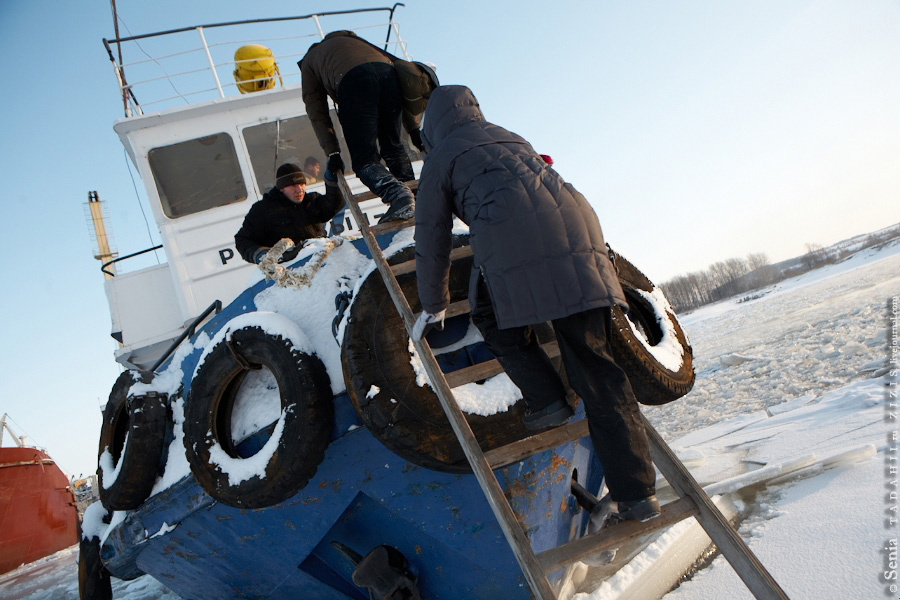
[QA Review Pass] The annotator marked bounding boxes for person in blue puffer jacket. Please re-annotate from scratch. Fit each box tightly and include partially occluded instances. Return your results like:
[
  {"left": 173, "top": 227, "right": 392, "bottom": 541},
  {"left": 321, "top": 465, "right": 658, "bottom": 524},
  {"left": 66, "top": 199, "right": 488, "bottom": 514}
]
[{"left": 412, "top": 85, "right": 659, "bottom": 523}]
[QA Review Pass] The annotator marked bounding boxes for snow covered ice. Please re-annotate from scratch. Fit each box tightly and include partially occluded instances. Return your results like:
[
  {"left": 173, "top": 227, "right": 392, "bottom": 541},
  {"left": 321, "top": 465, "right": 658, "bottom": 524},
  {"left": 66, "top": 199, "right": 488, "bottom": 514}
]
[
  {"left": 2, "top": 238, "right": 898, "bottom": 599},
  {"left": 568, "top": 239, "right": 900, "bottom": 600}
]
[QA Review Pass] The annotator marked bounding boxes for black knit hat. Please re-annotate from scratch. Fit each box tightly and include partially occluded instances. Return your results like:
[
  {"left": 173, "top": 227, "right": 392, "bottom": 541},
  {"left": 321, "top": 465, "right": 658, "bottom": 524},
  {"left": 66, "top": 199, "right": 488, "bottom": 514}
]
[{"left": 275, "top": 163, "right": 306, "bottom": 189}]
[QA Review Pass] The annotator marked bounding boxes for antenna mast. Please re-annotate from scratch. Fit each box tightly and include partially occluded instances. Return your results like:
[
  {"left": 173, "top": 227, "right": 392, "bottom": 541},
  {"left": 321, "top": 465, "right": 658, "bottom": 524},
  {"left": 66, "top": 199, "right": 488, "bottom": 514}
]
[
  {"left": 87, "top": 191, "right": 117, "bottom": 279},
  {"left": 110, "top": 0, "right": 129, "bottom": 115}
]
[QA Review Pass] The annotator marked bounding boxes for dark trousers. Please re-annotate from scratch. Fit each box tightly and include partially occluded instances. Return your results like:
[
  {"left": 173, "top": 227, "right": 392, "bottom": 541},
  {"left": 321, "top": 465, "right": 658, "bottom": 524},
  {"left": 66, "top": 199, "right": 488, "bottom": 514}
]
[
  {"left": 337, "top": 62, "right": 414, "bottom": 199},
  {"left": 470, "top": 275, "right": 656, "bottom": 501}
]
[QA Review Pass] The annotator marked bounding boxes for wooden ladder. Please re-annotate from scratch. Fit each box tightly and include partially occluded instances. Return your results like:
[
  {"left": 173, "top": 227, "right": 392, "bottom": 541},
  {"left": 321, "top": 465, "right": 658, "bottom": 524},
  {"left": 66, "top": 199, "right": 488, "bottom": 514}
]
[{"left": 336, "top": 173, "right": 789, "bottom": 600}]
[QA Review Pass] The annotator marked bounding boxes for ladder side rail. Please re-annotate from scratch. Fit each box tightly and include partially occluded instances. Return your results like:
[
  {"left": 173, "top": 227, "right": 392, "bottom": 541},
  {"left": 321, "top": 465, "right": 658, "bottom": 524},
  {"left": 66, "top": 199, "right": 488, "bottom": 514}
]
[
  {"left": 336, "top": 174, "right": 416, "bottom": 333},
  {"left": 641, "top": 414, "right": 790, "bottom": 600},
  {"left": 335, "top": 173, "right": 558, "bottom": 600}
]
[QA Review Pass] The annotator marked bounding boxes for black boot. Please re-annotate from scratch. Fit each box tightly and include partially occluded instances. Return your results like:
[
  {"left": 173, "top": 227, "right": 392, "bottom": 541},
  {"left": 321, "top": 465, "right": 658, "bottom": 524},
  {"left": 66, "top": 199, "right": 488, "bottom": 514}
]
[
  {"left": 378, "top": 192, "right": 415, "bottom": 223},
  {"left": 617, "top": 495, "right": 660, "bottom": 522},
  {"left": 356, "top": 163, "right": 415, "bottom": 223}
]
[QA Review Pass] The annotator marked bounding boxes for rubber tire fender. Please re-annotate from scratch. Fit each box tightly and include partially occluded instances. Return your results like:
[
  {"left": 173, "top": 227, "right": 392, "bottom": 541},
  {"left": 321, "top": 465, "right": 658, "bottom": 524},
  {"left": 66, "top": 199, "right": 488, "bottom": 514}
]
[
  {"left": 184, "top": 317, "right": 333, "bottom": 509},
  {"left": 608, "top": 251, "right": 696, "bottom": 405},
  {"left": 97, "top": 370, "right": 170, "bottom": 510},
  {"left": 341, "top": 236, "right": 541, "bottom": 473},
  {"left": 77, "top": 510, "right": 112, "bottom": 600}
]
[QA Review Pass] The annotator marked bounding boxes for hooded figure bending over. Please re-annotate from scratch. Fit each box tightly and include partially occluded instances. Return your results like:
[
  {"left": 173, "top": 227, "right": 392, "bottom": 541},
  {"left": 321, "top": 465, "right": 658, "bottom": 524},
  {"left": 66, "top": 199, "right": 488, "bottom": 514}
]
[{"left": 412, "top": 85, "right": 660, "bottom": 521}]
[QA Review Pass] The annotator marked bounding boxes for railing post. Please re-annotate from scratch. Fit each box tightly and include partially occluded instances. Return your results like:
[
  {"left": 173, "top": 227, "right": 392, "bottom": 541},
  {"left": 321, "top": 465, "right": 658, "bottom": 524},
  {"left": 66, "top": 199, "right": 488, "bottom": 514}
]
[
  {"left": 103, "top": 38, "right": 135, "bottom": 117},
  {"left": 312, "top": 15, "right": 326, "bottom": 39},
  {"left": 390, "top": 22, "right": 411, "bottom": 59},
  {"left": 197, "top": 26, "right": 225, "bottom": 98}
]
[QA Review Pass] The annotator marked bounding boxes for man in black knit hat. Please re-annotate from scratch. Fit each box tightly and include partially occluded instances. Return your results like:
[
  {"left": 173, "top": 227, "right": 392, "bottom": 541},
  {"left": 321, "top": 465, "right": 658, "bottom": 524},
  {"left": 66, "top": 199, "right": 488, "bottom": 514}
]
[{"left": 235, "top": 163, "right": 344, "bottom": 264}]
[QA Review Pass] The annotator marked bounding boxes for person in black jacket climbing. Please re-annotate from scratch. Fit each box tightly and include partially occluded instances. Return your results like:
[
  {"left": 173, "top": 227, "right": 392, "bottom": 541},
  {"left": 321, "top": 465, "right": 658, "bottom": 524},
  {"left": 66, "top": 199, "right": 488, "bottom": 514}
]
[
  {"left": 234, "top": 163, "right": 344, "bottom": 264},
  {"left": 412, "top": 85, "right": 660, "bottom": 523},
  {"left": 299, "top": 30, "right": 415, "bottom": 223}
]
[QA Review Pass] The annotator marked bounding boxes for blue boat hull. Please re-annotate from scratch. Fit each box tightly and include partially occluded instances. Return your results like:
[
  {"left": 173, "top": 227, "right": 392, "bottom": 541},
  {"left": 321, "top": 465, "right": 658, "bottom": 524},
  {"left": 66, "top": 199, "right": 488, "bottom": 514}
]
[
  {"left": 102, "top": 395, "right": 600, "bottom": 598},
  {"left": 99, "top": 233, "right": 604, "bottom": 598}
]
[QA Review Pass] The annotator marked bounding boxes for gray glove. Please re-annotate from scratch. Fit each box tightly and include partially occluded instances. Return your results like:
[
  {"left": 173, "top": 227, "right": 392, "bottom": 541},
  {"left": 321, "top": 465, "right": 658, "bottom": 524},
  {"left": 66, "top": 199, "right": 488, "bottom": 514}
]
[
  {"left": 411, "top": 309, "right": 446, "bottom": 342},
  {"left": 252, "top": 247, "right": 271, "bottom": 264}
]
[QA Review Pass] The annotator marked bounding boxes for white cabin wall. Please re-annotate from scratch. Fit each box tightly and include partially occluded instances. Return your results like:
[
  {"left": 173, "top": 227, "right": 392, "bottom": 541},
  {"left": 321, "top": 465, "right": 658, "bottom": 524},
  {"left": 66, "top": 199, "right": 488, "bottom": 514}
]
[{"left": 112, "top": 89, "right": 308, "bottom": 338}]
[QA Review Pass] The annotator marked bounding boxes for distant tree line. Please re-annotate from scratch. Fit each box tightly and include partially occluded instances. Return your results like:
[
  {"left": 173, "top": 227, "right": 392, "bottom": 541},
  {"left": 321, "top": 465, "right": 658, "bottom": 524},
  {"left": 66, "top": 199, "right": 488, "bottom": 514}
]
[
  {"left": 659, "top": 253, "right": 777, "bottom": 313},
  {"left": 660, "top": 225, "right": 900, "bottom": 313}
]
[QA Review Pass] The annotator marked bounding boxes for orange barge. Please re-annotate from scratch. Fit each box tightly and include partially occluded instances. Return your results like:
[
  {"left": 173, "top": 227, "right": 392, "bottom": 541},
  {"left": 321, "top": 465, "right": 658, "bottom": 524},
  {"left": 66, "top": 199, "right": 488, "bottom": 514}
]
[{"left": 0, "top": 442, "right": 78, "bottom": 574}]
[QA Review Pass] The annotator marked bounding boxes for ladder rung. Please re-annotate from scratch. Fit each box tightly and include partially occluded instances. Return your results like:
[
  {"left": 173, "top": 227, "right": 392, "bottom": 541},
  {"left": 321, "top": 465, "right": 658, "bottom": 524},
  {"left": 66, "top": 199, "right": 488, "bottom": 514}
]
[
  {"left": 441, "top": 299, "right": 471, "bottom": 320},
  {"left": 352, "top": 190, "right": 380, "bottom": 203},
  {"left": 370, "top": 217, "right": 416, "bottom": 236},
  {"left": 485, "top": 419, "right": 589, "bottom": 469},
  {"left": 536, "top": 497, "right": 699, "bottom": 573},
  {"left": 391, "top": 245, "right": 474, "bottom": 276},
  {"left": 445, "top": 341, "right": 560, "bottom": 388},
  {"left": 352, "top": 180, "right": 419, "bottom": 203},
  {"left": 640, "top": 414, "right": 789, "bottom": 599},
  {"left": 390, "top": 253, "right": 416, "bottom": 276},
  {"left": 350, "top": 181, "right": 421, "bottom": 236}
]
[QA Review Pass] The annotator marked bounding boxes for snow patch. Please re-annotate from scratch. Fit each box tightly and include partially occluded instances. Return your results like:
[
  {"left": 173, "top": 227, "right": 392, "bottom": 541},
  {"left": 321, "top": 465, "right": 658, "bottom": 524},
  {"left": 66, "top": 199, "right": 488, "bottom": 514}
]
[
  {"left": 193, "top": 312, "right": 314, "bottom": 381},
  {"left": 627, "top": 287, "right": 685, "bottom": 371},
  {"left": 98, "top": 435, "right": 127, "bottom": 490},
  {"left": 149, "top": 522, "right": 178, "bottom": 539},
  {"left": 207, "top": 407, "right": 289, "bottom": 486},
  {"left": 100, "top": 512, "right": 128, "bottom": 547},
  {"left": 230, "top": 367, "right": 281, "bottom": 445},
  {"left": 407, "top": 338, "right": 521, "bottom": 415},
  {"left": 149, "top": 396, "right": 190, "bottom": 495},
  {"left": 81, "top": 502, "right": 109, "bottom": 541}
]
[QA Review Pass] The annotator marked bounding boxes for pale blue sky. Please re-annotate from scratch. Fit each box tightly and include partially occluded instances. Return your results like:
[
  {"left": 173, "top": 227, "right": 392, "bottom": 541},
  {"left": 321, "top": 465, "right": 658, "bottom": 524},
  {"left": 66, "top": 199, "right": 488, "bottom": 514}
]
[{"left": 0, "top": 0, "right": 897, "bottom": 477}]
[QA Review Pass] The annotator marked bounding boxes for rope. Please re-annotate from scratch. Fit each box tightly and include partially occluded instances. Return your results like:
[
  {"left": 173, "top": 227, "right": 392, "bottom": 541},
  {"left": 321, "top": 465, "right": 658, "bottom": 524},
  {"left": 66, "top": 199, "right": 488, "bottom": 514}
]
[{"left": 257, "top": 237, "right": 343, "bottom": 289}]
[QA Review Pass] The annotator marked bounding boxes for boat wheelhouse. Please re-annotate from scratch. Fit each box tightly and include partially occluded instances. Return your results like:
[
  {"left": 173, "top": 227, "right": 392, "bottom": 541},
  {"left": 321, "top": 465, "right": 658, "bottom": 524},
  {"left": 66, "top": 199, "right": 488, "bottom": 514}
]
[{"left": 98, "top": 7, "right": 419, "bottom": 371}]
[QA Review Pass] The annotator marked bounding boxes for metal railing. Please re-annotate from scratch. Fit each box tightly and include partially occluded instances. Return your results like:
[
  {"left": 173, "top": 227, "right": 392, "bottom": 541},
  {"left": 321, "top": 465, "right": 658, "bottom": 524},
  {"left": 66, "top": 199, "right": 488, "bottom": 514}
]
[
  {"left": 103, "top": 5, "right": 410, "bottom": 117},
  {"left": 101, "top": 245, "right": 163, "bottom": 277},
  {"left": 150, "top": 299, "right": 223, "bottom": 373}
]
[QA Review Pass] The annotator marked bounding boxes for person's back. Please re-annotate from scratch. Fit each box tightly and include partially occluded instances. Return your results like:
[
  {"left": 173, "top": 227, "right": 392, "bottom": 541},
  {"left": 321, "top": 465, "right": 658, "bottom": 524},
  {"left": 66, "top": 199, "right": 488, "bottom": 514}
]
[
  {"left": 300, "top": 32, "right": 390, "bottom": 106},
  {"left": 416, "top": 85, "right": 624, "bottom": 329}
]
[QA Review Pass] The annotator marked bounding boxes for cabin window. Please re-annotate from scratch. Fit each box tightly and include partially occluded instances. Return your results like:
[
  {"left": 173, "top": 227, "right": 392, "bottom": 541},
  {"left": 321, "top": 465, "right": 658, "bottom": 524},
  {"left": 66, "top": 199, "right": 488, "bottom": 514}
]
[
  {"left": 148, "top": 133, "right": 247, "bottom": 218},
  {"left": 242, "top": 114, "right": 340, "bottom": 191}
]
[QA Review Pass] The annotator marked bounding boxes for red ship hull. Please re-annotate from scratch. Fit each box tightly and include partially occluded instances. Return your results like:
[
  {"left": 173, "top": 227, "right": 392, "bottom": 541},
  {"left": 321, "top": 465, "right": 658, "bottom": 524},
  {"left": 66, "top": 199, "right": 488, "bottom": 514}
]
[{"left": 0, "top": 447, "right": 78, "bottom": 574}]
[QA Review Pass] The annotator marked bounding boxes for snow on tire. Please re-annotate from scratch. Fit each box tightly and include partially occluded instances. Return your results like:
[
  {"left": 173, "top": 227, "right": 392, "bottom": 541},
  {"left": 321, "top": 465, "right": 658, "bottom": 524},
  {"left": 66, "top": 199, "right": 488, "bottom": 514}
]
[
  {"left": 97, "top": 370, "right": 169, "bottom": 510},
  {"left": 341, "top": 237, "right": 540, "bottom": 473},
  {"left": 609, "top": 251, "right": 696, "bottom": 405},
  {"left": 183, "top": 313, "right": 332, "bottom": 509}
]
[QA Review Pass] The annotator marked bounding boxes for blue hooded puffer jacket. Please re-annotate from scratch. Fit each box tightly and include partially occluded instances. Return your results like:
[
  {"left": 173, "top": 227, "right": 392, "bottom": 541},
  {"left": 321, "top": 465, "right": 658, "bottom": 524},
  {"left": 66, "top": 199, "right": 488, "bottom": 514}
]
[{"left": 414, "top": 85, "right": 627, "bottom": 329}]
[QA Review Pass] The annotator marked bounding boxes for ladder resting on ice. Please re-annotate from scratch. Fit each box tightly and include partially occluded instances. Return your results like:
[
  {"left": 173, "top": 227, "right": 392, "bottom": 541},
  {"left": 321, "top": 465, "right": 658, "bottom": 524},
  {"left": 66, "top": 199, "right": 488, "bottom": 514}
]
[{"left": 336, "top": 172, "right": 790, "bottom": 600}]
